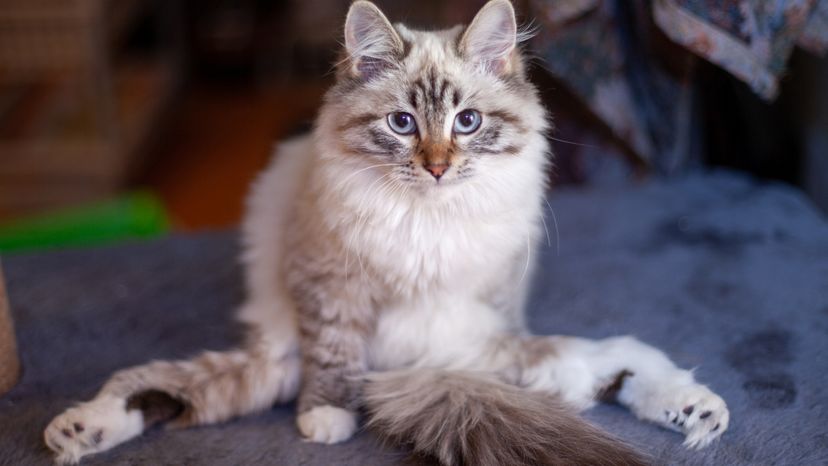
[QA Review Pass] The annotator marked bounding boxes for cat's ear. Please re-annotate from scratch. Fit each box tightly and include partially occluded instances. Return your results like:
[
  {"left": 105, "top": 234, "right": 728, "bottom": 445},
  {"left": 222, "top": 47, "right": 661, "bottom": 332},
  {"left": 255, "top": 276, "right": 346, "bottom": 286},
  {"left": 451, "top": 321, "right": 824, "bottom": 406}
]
[
  {"left": 343, "top": 1, "right": 404, "bottom": 80},
  {"left": 460, "top": 0, "right": 518, "bottom": 75}
]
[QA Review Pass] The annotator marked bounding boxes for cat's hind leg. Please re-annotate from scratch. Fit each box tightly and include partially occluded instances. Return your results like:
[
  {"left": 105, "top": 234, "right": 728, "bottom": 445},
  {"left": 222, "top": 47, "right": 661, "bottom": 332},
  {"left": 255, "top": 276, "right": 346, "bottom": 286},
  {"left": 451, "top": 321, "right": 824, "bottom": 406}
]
[
  {"left": 581, "top": 336, "right": 729, "bottom": 449},
  {"left": 44, "top": 331, "right": 300, "bottom": 465},
  {"left": 502, "top": 335, "right": 729, "bottom": 449}
]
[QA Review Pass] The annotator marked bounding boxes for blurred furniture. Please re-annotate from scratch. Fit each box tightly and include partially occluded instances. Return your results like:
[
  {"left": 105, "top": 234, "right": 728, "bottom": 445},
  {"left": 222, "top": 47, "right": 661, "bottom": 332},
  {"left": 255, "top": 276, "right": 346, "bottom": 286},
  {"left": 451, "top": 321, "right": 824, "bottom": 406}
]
[
  {"left": 0, "top": 0, "right": 184, "bottom": 221},
  {"left": 136, "top": 82, "right": 328, "bottom": 231},
  {"left": 1, "top": 171, "right": 827, "bottom": 465},
  {"left": 0, "top": 261, "right": 19, "bottom": 397},
  {"left": 529, "top": 0, "right": 828, "bottom": 181}
]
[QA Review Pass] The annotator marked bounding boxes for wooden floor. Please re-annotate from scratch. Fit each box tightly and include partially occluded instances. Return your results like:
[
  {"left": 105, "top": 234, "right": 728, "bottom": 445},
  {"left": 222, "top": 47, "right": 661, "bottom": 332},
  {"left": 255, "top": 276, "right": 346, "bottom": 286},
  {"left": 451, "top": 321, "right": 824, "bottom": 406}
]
[{"left": 137, "top": 80, "right": 329, "bottom": 231}]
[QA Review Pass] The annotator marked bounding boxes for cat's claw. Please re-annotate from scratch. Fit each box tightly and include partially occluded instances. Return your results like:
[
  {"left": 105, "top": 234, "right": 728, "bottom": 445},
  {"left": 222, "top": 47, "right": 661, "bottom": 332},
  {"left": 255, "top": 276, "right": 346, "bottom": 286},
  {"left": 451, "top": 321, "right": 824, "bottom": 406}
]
[{"left": 661, "top": 384, "right": 729, "bottom": 449}]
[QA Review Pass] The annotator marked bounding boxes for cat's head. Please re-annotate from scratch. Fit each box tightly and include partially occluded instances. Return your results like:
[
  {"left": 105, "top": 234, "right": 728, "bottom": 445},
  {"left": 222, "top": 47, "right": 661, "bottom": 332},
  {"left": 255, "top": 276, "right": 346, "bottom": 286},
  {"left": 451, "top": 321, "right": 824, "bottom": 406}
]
[{"left": 318, "top": 0, "right": 548, "bottom": 192}]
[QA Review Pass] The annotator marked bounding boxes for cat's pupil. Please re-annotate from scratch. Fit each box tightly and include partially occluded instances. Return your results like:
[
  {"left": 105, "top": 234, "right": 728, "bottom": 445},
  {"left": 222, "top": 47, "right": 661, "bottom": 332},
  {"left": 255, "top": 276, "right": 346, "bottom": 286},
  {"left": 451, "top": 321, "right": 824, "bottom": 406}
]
[
  {"left": 459, "top": 112, "right": 474, "bottom": 127},
  {"left": 394, "top": 113, "right": 411, "bottom": 127}
]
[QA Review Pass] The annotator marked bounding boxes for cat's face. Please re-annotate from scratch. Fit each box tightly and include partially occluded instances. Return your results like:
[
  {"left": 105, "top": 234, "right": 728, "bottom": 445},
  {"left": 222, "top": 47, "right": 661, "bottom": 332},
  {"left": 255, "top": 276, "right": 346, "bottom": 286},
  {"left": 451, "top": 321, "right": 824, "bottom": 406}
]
[{"left": 320, "top": 0, "right": 546, "bottom": 192}]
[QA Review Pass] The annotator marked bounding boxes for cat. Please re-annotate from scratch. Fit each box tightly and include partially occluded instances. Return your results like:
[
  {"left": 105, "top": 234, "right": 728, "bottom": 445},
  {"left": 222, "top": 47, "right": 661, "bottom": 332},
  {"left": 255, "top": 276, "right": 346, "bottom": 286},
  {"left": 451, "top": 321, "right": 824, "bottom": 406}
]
[{"left": 44, "top": 1, "right": 729, "bottom": 464}]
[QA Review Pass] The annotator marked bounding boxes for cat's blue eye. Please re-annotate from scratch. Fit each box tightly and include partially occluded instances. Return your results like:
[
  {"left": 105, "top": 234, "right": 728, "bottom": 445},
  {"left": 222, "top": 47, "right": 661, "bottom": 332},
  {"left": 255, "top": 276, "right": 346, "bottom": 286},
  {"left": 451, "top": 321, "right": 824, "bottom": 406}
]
[
  {"left": 387, "top": 112, "right": 417, "bottom": 135},
  {"left": 453, "top": 109, "right": 482, "bottom": 134}
]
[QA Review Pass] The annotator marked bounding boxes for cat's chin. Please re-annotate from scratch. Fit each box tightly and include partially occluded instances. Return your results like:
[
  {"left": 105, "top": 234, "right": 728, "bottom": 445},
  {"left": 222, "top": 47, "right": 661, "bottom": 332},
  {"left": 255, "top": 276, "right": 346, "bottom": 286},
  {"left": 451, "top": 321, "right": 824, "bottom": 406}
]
[{"left": 408, "top": 177, "right": 467, "bottom": 194}]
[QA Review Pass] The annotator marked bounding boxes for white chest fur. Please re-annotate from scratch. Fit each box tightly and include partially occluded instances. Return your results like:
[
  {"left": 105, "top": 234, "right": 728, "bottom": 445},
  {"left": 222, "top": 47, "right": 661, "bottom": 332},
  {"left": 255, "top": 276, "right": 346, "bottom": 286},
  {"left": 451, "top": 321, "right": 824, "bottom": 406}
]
[
  {"left": 324, "top": 161, "right": 544, "bottom": 296},
  {"left": 369, "top": 293, "right": 510, "bottom": 370},
  {"left": 331, "top": 175, "right": 542, "bottom": 371},
  {"left": 348, "top": 200, "right": 530, "bottom": 295}
]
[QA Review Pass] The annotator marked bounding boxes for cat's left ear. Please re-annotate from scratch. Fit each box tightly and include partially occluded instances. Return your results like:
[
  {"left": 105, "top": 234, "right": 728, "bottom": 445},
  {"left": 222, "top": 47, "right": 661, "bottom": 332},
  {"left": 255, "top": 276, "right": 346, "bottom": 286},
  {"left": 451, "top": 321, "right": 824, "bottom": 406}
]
[
  {"left": 344, "top": 1, "right": 404, "bottom": 80},
  {"left": 460, "top": 0, "right": 518, "bottom": 75}
]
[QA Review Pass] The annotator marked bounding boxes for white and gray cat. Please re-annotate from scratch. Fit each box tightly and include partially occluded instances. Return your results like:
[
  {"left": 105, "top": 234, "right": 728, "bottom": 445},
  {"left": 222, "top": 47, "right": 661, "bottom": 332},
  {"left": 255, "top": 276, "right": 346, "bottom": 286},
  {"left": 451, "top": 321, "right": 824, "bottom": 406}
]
[{"left": 44, "top": 1, "right": 729, "bottom": 464}]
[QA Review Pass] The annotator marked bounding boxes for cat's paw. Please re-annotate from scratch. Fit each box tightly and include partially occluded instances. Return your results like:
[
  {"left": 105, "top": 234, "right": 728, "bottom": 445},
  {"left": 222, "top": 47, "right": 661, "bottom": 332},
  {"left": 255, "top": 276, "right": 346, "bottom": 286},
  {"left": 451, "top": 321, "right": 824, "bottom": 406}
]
[
  {"left": 297, "top": 405, "right": 358, "bottom": 444},
  {"left": 661, "top": 384, "right": 729, "bottom": 449},
  {"left": 44, "top": 396, "right": 143, "bottom": 465}
]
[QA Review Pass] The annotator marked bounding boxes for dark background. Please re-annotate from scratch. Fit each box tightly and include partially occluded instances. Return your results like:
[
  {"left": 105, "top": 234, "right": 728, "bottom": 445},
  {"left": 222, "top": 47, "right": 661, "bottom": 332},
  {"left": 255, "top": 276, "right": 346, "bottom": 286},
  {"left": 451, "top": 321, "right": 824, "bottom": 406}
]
[{"left": 1, "top": 0, "right": 825, "bottom": 235}]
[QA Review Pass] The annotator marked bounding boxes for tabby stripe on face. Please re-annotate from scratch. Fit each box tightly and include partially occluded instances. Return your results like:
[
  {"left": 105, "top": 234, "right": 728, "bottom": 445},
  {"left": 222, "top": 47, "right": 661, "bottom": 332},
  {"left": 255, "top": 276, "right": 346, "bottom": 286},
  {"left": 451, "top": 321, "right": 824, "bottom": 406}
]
[
  {"left": 468, "top": 125, "right": 501, "bottom": 153},
  {"left": 409, "top": 71, "right": 459, "bottom": 125},
  {"left": 413, "top": 78, "right": 427, "bottom": 105},
  {"left": 501, "top": 144, "right": 522, "bottom": 155},
  {"left": 408, "top": 89, "right": 418, "bottom": 109},
  {"left": 428, "top": 69, "right": 439, "bottom": 103},
  {"left": 367, "top": 127, "right": 406, "bottom": 155},
  {"left": 466, "top": 122, "right": 525, "bottom": 155},
  {"left": 438, "top": 79, "right": 449, "bottom": 102},
  {"left": 488, "top": 109, "right": 527, "bottom": 133},
  {"left": 338, "top": 113, "right": 381, "bottom": 132}
]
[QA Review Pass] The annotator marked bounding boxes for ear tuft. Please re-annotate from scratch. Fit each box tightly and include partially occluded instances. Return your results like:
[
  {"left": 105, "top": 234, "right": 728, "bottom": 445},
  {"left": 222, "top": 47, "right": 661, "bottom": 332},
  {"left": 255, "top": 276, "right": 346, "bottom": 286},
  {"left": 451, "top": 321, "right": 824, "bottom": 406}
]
[
  {"left": 344, "top": 1, "right": 403, "bottom": 80},
  {"left": 460, "top": 0, "right": 518, "bottom": 75}
]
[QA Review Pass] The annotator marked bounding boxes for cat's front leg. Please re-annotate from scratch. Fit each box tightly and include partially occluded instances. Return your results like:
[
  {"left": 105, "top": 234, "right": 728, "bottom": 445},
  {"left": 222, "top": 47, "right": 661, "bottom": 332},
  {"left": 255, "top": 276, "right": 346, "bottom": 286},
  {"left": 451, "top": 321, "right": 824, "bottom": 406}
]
[
  {"left": 296, "top": 347, "right": 363, "bottom": 445},
  {"left": 295, "top": 328, "right": 367, "bottom": 444},
  {"left": 290, "top": 275, "right": 374, "bottom": 445}
]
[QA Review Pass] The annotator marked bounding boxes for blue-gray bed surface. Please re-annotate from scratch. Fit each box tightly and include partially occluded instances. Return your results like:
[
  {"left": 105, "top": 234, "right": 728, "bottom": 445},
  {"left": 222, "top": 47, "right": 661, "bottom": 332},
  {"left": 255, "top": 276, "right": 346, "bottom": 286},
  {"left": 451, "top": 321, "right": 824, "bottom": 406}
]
[{"left": 2, "top": 171, "right": 827, "bottom": 465}]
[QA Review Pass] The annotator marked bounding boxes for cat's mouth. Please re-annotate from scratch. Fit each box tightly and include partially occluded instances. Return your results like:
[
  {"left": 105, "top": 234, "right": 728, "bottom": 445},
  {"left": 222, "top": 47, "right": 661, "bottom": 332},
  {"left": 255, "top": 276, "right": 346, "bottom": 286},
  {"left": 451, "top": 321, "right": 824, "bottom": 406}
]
[
  {"left": 431, "top": 177, "right": 464, "bottom": 187},
  {"left": 406, "top": 176, "right": 466, "bottom": 191}
]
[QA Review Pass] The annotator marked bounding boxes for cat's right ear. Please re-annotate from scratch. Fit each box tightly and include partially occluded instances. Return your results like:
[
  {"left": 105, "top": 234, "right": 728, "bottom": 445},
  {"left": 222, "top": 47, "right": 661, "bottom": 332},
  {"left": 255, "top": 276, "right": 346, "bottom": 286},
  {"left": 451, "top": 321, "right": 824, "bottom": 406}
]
[{"left": 343, "top": 1, "right": 404, "bottom": 80}]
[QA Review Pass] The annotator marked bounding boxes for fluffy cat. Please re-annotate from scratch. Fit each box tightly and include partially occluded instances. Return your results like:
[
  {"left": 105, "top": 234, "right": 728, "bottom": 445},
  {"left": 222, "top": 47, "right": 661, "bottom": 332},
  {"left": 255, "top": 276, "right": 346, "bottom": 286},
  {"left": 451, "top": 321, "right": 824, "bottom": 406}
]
[{"left": 44, "top": 1, "right": 729, "bottom": 464}]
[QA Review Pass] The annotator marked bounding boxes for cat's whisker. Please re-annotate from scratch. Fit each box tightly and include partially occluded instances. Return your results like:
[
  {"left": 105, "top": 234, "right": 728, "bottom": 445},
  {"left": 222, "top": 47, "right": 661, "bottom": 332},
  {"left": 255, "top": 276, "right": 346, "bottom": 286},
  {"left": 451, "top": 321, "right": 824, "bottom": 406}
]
[
  {"left": 335, "top": 163, "right": 402, "bottom": 191},
  {"left": 518, "top": 233, "right": 532, "bottom": 286},
  {"left": 539, "top": 207, "right": 552, "bottom": 249},
  {"left": 543, "top": 198, "right": 561, "bottom": 256},
  {"left": 548, "top": 135, "right": 598, "bottom": 149}
]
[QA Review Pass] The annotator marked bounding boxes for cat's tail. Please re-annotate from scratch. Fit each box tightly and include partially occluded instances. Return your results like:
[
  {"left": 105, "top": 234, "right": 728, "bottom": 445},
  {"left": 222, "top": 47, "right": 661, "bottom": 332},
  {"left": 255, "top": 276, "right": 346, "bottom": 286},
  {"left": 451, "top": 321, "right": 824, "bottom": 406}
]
[{"left": 361, "top": 369, "right": 650, "bottom": 466}]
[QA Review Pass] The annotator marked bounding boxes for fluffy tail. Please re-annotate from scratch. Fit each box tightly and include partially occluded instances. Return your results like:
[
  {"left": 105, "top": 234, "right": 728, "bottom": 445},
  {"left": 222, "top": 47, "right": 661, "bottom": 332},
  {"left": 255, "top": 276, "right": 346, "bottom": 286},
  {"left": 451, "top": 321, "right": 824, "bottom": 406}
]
[{"left": 362, "top": 369, "right": 649, "bottom": 466}]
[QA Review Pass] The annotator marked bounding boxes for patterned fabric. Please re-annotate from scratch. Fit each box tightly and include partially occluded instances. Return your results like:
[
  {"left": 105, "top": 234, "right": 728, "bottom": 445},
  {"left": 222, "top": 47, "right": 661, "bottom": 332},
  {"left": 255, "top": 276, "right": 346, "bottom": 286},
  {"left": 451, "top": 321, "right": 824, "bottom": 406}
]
[
  {"left": 530, "top": 0, "right": 828, "bottom": 171},
  {"left": 798, "top": 1, "right": 828, "bottom": 54}
]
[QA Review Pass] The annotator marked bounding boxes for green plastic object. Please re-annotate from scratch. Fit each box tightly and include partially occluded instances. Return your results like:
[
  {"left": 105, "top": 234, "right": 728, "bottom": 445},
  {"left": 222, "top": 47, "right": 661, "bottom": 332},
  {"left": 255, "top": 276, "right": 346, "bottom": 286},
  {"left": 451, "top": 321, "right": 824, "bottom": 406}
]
[{"left": 0, "top": 191, "right": 170, "bottom": 253}]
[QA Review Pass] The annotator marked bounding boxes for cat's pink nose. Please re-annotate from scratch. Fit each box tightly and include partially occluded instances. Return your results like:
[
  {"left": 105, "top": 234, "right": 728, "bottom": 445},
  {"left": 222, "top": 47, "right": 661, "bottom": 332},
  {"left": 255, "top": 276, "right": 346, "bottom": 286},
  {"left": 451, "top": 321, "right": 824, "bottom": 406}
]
[{"left": 424, "top": 163, "right": 449, "bottom": 180}]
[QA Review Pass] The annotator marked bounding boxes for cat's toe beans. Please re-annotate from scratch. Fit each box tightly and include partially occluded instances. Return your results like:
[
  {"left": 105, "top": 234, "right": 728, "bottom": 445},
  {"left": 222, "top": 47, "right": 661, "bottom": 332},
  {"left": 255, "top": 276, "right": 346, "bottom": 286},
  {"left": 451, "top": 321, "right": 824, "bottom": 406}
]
[
  {"left": 674, "top": 386, "right": 729, "bottom": 449},
  {"left": 297, "top": 405, "right": 358, "bottom": 444},
  {"left": 650, "top": 380, "right": 729, "bottom": 449},
  {"left": 45, "top": 416, "right": 84, "bottom": 465},
  {"left": 44, "top": 396, "right": 144, "bottom": 464}
]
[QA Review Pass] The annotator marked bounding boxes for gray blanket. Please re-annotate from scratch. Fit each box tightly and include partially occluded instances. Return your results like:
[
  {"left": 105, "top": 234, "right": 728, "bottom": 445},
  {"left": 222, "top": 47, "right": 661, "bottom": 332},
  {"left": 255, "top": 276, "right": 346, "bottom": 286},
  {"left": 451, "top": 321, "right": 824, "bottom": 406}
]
[{"left": 2, "top": 171, "right": 827, "bottom": 465}]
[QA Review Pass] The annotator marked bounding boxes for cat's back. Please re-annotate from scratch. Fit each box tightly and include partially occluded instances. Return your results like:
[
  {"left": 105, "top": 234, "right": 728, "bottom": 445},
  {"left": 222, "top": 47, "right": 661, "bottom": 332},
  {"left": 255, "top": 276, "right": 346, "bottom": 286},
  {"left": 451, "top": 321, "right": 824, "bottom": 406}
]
[{"left": 241, "top": 134, "right": 316, "bottom": 297}]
